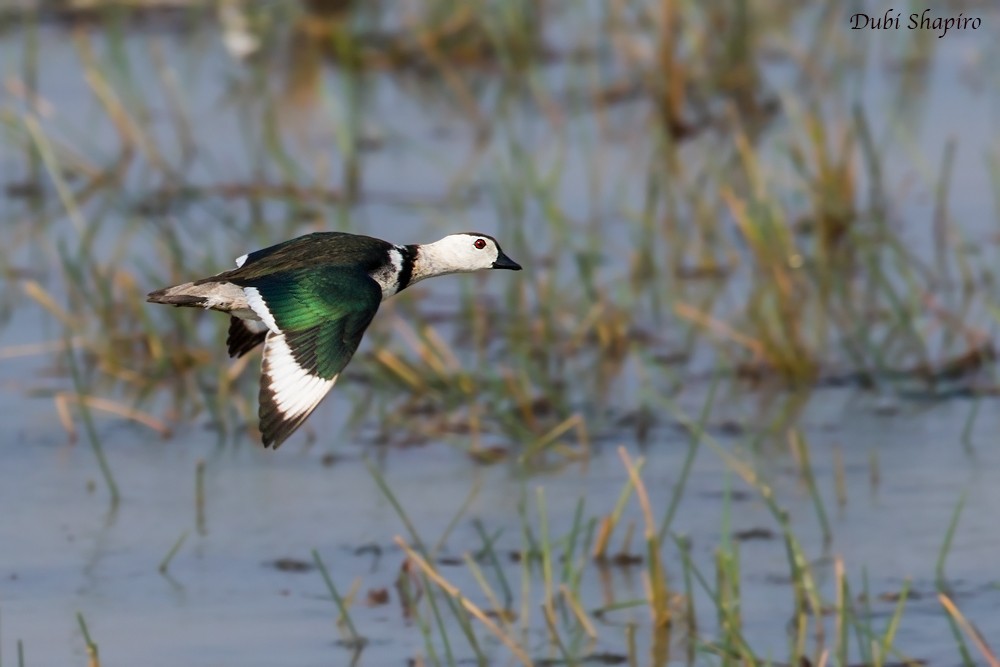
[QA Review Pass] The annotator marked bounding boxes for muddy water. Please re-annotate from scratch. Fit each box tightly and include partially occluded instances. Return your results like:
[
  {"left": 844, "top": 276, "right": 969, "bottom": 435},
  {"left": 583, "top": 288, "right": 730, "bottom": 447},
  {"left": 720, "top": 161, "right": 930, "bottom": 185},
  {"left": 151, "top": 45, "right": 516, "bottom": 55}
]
[{"left": 3, "top": 5, "right": 1000, "bottom": 666}]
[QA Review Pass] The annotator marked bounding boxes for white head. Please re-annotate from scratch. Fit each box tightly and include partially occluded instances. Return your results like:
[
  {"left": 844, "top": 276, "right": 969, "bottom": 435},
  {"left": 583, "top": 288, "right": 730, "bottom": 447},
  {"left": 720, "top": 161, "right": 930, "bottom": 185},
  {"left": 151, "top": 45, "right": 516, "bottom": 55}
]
[{"left": 411, "top": 233, "right": 521, "bottom": 283}]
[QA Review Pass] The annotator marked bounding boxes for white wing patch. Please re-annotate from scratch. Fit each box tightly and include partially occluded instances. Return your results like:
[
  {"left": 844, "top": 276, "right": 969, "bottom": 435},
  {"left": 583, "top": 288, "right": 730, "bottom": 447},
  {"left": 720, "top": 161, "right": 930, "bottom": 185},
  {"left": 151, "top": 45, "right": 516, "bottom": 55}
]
[
  {"left": 235, "top": 253, "right": 249, "bottom": 268},
  {"left": 261, "top": 332, "right": 337, "bottom": 423},
  {"left": 244, "top": 287, "right": 279, "bottom": 333}
]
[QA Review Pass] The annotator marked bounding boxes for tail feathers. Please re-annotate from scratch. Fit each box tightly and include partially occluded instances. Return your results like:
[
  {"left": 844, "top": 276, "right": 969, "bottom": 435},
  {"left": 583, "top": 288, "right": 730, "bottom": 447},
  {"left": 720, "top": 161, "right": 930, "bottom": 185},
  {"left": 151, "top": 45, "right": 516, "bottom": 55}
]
[
  {"left": 147, "top": 281, "right": 209, "bottom": 306},
  {"left": 147, "top": 280, "right": 248, "bottom": 312},
  {"left": 147, "top": 285, "right": 207, "bottom": 307},
  {"left": 227, "top": 317, "right": 268, "bottom": 358}
]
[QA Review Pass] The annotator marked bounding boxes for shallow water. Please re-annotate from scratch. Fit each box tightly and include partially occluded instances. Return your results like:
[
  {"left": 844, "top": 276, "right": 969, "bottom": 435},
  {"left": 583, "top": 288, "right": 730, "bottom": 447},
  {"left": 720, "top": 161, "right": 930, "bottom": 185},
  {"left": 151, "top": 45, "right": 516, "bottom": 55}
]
[
  {"left": 4, "top": 394, "right": 1000, "bottom": 665},
  {"left": 3, "top": 3, "right": 1000, "bottom": 665}
]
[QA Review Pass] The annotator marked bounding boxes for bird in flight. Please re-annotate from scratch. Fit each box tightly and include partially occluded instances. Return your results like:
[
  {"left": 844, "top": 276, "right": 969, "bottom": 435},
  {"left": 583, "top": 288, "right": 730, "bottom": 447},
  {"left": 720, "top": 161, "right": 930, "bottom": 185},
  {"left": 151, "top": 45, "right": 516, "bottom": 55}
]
[{"left": 148, "top": 231, "right": 522, "bottom": 448}]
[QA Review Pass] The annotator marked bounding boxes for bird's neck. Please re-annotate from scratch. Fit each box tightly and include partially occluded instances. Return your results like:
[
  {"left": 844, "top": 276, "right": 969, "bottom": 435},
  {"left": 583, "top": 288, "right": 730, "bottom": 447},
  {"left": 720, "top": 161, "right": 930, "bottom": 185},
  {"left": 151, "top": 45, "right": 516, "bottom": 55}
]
[{"left": 407, "top": 241, "right": 463, "bottom": 285}]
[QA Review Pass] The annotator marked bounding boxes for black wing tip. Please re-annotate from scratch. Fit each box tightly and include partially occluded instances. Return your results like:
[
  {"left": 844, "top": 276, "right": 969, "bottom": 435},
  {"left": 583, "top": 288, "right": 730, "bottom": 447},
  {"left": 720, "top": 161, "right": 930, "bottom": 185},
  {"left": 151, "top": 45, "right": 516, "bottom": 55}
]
[
  {"left": 260, "top": 431, "right": 281, "bottom": 449},
  {"left": 259, "top": 383, "right": 283, "bottom": 448},
  {"left": 258, "top": 412, "right": 286, "bottom": 449},
  {"left": 257, "top": 377, "right": 311, "bottom": 450},
  {"left": 258, "top": 407, "right": 307, "bottom": 450}
]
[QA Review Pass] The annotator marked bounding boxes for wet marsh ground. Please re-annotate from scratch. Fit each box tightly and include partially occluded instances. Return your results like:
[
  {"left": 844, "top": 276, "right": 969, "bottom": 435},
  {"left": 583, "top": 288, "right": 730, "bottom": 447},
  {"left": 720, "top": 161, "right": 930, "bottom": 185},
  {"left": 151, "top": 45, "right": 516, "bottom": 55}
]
[{"left": 3, "top": 1, "right": 1000, "bottom": 665}]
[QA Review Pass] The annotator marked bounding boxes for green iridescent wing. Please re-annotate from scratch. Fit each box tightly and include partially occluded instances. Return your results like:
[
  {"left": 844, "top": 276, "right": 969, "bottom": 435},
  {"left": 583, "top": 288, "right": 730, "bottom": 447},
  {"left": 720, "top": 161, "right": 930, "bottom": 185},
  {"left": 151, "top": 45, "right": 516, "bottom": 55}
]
[{"left": 234, "top": 267, "right": 382, "bottom": 448}]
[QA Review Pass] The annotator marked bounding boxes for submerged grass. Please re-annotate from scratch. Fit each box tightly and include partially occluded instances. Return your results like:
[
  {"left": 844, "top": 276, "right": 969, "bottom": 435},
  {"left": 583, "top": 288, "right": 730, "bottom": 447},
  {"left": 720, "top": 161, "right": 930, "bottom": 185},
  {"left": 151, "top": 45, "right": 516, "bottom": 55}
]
[
  {"left": 2, "top": 0, "right": 999, "bottom": 664},
  {"left": 75, "top": 612, "right": 100, "bottom": 667},
  {"left": 362, "top": 427, "right": 948, "bottom": 666},
  {"left": 66, "top": 341, "right": 120, "bottom": 507},
  {"left": 312, "top": 549, "right": 367, "bottom": 652},
  {"left": 157, "top": 530, "right": 188, "bottom": 576}
]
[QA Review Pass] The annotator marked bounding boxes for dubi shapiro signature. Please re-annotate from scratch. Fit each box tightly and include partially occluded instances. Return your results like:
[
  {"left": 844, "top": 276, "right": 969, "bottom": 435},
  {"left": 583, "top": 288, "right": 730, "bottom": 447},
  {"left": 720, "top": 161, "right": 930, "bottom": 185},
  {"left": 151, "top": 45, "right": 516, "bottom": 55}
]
[{"left": 850, "top": 9, "right": 981, "bottom": 38}]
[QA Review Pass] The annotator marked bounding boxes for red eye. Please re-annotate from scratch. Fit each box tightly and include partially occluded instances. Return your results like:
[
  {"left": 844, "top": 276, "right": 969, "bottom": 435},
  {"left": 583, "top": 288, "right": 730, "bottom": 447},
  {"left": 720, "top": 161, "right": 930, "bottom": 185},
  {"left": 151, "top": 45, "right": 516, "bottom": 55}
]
[{"left": 473, "top": 239, "right": 487, "bottom": 250}]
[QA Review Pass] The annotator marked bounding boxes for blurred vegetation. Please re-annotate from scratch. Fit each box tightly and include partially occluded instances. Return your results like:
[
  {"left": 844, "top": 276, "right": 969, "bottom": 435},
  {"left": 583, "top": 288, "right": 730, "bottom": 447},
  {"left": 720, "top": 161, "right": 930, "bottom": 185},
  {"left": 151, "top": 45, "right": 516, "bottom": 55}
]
[
  {"left": 3, "top": 0, "right": 996, "bottom": 456},
  {"left": 2, "top": 0, "right": 999, "bottom": 664}
]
